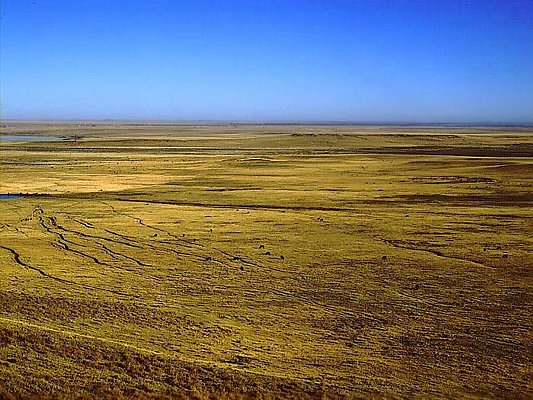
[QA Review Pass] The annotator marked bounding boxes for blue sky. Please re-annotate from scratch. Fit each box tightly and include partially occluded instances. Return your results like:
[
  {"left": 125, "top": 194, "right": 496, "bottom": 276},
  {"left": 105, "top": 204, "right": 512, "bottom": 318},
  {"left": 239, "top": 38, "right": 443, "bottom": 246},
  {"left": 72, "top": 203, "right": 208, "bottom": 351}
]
[{"left": 1, "top": 0, "right": 532, "bottom": 123}]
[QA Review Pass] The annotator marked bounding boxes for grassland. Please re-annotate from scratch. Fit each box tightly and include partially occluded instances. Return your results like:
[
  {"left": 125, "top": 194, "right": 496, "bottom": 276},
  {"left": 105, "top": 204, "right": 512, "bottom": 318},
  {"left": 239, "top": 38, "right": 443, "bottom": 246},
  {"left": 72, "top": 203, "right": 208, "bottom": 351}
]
[{"left": 0, "top": 123, "right": 532, "bottom": 399}]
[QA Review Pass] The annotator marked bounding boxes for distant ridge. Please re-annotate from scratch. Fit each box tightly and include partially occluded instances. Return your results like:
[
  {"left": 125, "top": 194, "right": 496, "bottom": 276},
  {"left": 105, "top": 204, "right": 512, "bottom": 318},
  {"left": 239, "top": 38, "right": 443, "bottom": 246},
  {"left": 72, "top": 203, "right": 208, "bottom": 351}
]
[{"left": 3, "top": 119, "right": 533, "bottom": 128}]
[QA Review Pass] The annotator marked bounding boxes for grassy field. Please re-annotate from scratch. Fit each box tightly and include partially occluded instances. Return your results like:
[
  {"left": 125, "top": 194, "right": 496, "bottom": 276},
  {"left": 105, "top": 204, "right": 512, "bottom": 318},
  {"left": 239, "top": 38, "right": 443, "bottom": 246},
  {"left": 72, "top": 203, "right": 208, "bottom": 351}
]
[{"left": 0, "top": 123, "right": 532, "bottom": 399}]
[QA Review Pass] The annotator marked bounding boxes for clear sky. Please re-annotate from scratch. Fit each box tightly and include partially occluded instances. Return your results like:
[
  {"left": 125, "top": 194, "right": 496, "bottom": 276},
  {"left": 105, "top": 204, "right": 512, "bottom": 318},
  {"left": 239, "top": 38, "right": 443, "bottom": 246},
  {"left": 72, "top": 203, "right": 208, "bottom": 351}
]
[{"left": 1, "top": 0, "right": 532, "bottom": 123}]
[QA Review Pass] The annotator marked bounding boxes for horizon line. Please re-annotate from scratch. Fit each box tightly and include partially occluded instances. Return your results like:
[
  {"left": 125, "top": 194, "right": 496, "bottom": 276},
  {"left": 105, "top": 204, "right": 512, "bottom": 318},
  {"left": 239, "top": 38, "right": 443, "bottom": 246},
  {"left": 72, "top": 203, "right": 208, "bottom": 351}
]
[{"left": 2, "top": 119, "right": 533, "bottom": 128}]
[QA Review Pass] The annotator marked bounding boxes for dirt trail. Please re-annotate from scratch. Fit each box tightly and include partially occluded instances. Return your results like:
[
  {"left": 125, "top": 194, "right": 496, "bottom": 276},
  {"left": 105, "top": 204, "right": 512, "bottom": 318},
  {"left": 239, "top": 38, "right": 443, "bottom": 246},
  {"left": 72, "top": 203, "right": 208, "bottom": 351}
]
[
  {"left": 0, "top": 315, "right": 162, "bottom": 355},
  {"left": 0, "top": 244, "right": 137, "bottom": 298},
  {"left": 378, "top": 237, "right": 497, "bottom": 270}
]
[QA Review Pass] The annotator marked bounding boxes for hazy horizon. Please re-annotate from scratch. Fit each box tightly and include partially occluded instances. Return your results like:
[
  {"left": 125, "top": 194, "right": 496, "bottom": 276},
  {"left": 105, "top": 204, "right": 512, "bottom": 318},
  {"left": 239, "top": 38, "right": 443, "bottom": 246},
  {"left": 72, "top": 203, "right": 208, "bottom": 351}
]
[
  {"left": 2, "top": 0, "right": 532, "bottom": 123},
  {"left": 3, "top": 119, "right": 533, "bottom": 126}
]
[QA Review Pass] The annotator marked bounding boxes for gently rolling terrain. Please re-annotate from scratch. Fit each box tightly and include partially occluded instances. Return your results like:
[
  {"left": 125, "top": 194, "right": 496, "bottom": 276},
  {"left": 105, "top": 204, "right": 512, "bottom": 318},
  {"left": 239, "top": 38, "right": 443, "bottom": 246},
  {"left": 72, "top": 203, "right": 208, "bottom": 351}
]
[{"left": 0, "top": 123, "right": 532, "bottom": 399}]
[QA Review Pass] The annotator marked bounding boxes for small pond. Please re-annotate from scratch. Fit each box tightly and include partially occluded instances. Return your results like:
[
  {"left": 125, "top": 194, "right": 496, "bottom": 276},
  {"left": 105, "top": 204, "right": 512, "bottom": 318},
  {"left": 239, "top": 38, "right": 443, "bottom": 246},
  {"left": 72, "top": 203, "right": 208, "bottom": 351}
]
[
  {"left": 0, "top": 194, "right": 24, "bottom": 199},
  {"left": 0, "top": 135, "right": 64, "bottom": 142}
]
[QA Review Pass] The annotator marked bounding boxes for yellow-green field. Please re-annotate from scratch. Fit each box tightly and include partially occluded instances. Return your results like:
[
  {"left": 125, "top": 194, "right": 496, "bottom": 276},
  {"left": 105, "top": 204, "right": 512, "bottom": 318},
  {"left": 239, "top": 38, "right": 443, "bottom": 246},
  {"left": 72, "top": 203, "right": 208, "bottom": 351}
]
[{"left": 1, "top": 123, "right": 532, "bottom": 399}]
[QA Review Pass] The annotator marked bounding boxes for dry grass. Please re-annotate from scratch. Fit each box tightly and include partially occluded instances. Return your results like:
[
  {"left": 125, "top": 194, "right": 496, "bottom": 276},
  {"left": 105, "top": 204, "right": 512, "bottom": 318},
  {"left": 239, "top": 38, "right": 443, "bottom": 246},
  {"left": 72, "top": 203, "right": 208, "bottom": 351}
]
[{"left": 0, "top": 124, "right": 532, "bottom": 399}]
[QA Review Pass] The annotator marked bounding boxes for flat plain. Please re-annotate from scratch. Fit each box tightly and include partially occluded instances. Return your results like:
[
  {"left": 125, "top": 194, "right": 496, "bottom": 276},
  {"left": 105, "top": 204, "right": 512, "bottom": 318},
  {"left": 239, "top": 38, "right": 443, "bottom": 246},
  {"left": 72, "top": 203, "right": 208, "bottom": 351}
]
[{"left": 0, "top": 123, "right": 532, "bottom": 399}]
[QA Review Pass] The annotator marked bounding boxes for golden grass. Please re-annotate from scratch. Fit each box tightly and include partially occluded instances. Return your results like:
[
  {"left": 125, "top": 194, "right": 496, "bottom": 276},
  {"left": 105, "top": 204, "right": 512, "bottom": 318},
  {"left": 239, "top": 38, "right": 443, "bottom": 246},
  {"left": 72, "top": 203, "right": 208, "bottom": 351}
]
[{"left": 0, "top": 124, "right": 532, "bottom": 398}]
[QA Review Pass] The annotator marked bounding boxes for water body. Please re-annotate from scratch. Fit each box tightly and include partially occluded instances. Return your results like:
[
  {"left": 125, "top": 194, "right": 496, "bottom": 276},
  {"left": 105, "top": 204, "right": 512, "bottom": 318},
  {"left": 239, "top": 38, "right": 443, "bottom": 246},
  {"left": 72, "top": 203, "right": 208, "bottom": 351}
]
[
  {"left": 0, "top": 194, "right": 23, "bottom": 199},
  {"left": 0, "top": 135, "right": 63, "bottom": 142}
]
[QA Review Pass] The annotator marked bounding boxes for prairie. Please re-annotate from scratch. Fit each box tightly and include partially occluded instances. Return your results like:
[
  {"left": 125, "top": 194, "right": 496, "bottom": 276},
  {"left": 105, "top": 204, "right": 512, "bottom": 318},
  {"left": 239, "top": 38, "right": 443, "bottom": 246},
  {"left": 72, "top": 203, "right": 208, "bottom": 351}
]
[{"left": 0, "top": 123, "right": 532, "bottom": 399}]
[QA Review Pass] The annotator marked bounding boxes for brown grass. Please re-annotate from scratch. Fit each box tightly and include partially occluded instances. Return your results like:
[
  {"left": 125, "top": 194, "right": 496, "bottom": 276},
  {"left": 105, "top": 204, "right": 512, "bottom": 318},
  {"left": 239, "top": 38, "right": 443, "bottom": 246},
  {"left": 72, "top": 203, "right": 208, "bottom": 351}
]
[{"left": 1, "top": 123, "right": 532, "bottom": 399}]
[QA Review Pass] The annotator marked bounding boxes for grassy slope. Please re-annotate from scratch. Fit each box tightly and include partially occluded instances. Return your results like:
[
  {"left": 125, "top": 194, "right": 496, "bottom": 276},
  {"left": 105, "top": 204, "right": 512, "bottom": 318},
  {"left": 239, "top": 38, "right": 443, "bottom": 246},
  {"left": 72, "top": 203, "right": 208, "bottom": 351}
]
[{"left": 0, "top": 125, "right": 532, "bottom": 399}]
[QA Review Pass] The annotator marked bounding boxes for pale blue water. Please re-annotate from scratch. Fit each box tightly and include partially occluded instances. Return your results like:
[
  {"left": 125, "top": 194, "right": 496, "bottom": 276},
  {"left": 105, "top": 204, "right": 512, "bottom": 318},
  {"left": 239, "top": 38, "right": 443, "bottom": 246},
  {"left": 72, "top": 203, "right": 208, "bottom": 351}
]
[
  {"left": 0, "top": 135, "right": 63, "bottom": 142},
  {"left": 0, "top": 195, "right": 23, "bottom": 199}
]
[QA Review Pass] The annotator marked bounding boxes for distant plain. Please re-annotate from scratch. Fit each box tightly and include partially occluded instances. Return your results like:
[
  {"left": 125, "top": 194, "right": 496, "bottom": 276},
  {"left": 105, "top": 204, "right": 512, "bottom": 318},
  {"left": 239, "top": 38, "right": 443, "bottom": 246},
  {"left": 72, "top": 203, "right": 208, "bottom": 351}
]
[{"left": 0, "top": 123, "right": 532, "bottom": 399}]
